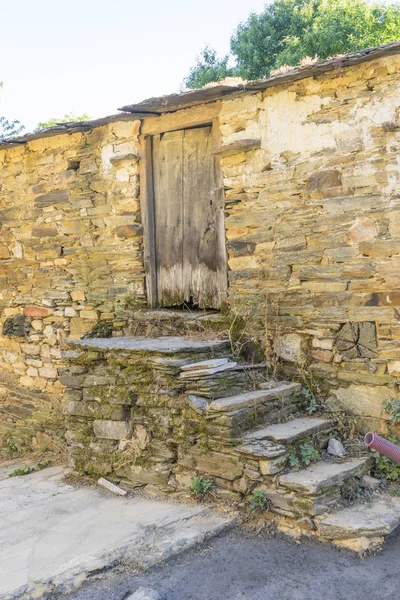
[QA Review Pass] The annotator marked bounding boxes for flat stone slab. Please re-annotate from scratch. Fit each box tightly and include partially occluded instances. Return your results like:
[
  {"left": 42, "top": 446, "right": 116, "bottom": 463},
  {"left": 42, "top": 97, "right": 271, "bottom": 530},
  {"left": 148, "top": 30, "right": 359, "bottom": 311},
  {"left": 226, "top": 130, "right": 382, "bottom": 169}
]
[
  {"left": 180, "top": 362, "right": 237, "bottom": 379},
  {"left": 181, "top": 358, "right": 229, "bottom": 371},
  {"left": 68, "top": 336, "right": 229, "bottom": 354},
  {"left": 244, "top": 417, "right": 331, "bottom": 443},
  {"left": 279, "top": 457, "right": 371, "bottom": 495},
  {"left": 316, "top": 496, "right": 400, "bottom": 539},
  {"left": 208, "top": 383, "right": 301, "bottom": 412},
  {"left": 0, "top": 461, "right": 234, "bottom": 599}
]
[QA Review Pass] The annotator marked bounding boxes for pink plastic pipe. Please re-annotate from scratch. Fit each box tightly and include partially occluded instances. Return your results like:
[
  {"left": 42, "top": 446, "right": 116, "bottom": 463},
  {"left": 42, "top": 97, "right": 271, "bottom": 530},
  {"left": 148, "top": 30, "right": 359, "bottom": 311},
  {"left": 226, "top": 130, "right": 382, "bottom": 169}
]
[{"left": 364, "top": 432, "right": 400, "bottom": 465}]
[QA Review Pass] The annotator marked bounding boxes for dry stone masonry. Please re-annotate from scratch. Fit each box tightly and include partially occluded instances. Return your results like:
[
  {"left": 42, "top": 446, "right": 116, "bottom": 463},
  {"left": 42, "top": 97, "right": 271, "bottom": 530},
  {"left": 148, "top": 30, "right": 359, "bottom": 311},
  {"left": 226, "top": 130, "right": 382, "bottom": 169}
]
[
  {"left": 62, "top": 334, "right": 400, "bottom": 555},
  {"left": 2, "top": 43, "right": 400, "bottom": 551},
  {"left": 1, "top": 48, "right": 400, "bottom": 444},
  {"left": 0, "top": 119, "right": 143, "bottom": 447}
]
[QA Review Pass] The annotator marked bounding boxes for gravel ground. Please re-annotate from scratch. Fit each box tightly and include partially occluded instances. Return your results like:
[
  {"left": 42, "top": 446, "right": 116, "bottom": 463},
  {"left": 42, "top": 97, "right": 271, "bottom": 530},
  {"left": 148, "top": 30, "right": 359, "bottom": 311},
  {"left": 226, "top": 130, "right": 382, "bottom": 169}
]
[{"left": 65, "top": 527, "right": 400, "bottom": 600}]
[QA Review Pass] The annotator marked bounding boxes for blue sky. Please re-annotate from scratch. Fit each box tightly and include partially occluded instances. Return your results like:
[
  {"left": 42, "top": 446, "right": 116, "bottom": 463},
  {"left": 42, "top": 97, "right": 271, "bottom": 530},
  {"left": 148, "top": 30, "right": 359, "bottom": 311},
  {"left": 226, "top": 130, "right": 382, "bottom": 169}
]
[{"left": 0, "top": 0, "right": 267, "bottom": 132}]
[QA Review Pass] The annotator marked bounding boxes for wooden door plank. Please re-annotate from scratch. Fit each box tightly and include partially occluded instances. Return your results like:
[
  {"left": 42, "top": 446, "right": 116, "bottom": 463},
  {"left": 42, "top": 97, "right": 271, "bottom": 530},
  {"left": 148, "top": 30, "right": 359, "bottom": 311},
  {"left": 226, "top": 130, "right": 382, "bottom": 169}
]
[
  {"left": 182, "top": 127, "right": 227, "bottom": 308},
  {"left": 139, "top": 135, "right": 157, "bottom": 308},
  {"left": 153, "top": 130, "right": 185, "bottom": 307},
  {"left": 151, "top": 125, "right": 227, "bottom": 309},
  {"left": 212, "top": 118, "right": 229, "bottom": 308}
]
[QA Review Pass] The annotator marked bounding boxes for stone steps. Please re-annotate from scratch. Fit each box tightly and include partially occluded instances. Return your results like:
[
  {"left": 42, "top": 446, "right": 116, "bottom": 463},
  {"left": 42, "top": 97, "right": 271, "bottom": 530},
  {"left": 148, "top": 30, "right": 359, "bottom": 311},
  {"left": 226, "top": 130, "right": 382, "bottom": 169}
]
[
  {"left": 266, "top": 457, "right": 372, "bottom": 517},
  {"left": 68, "top": 334, "right": 395, "bottom": 555}
]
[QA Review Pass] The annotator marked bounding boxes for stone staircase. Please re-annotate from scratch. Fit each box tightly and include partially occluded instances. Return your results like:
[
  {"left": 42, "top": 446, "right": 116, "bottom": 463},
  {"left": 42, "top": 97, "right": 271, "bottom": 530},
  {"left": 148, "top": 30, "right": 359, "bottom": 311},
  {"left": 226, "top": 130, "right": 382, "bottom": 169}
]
[
  {"left": 63, "top": 332, "right": 400, "bottom": 557},
  {"left": 172, "top": 348, "right": 400, "bottom": 556}
]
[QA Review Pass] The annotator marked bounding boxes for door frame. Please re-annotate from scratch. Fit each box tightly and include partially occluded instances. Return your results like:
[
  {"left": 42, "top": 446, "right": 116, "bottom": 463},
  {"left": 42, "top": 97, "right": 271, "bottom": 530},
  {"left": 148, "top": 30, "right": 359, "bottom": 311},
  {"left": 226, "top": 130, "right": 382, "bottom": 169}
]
[{"left": 139, "top": 106, "right": 226, "bottom": 308}]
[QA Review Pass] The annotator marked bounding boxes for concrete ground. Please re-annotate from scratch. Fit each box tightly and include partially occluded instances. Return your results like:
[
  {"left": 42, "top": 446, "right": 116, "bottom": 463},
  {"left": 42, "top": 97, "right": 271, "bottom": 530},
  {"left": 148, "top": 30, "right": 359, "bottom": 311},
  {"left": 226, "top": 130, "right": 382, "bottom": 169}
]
[
  {"left": 0, "top": 461, "right": 233, "bottom": 600},
  {"left": 65, "top": 527, "right": 400, "bottom": 600}
]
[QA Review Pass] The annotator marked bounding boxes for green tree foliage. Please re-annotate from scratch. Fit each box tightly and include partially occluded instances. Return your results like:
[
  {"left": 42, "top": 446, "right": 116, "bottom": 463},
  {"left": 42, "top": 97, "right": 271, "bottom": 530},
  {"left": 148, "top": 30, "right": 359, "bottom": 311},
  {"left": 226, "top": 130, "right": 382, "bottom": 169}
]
[
  {"left": 0, "top": 82, "right": 25, "bottom": 140},
  {"left": 231, "top": 0, "right": 316, "bottom": 80},
  {"left": 35, "top": 112, "right": 90, "bottom": 132},
  {"left": 185, "top": 0, "right": 400, "bottom": 87},
  {"left": 0, "top": 116, "right": 25, "bottom": 140},
  {"left": 183, "top": 45, "right": 234, "bottom": 89}
]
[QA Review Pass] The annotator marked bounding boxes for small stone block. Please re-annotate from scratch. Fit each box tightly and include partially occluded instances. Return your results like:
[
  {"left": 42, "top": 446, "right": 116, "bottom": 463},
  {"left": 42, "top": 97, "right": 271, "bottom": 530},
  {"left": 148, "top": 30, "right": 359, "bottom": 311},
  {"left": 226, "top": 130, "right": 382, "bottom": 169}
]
[
  {"left": 186, "top": 395, "right": 208, "bottom": 414},
  {"left": 260, "top": 454, "right": 288, "bottom": 475},
  {"left": 93, "top": 420, "right": 131, "bottom": 440},
  {"left": 361, "top": 475, "right": 381, "bottom": 491},
  {"left": 327, "top": 437, "right": 346, "bottom": 457},
  {"left": 24, "top": 305, "right": 50, "bottom": 318}
]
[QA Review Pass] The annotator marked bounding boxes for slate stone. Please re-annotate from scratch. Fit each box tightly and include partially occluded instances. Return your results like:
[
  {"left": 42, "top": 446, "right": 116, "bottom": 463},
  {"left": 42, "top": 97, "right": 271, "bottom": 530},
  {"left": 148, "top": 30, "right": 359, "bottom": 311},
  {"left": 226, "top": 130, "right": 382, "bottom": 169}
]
[
  {"left": 70, "top": 336, "right": 230, "bottom": 354},
  {"left": 181, "top": 358, "right": 229, "bottom": 371},
  {"left": 180, "top": 362, "right": 237, "bottom": 379},
  {"left": 93, "top": 420, "right": 131, "bottom": 440},
  {"left": 31, "top": 226, "right": 58, "bottom": 237},
  {"left": 2, "top": 315, "right": 30, "bottom": 337},
  {"left": 279, "top": 458, "right": 371, "bottom": 495},
  {"left": 115, "top": 224, "right": 143, "bottom": 238},
  {"left": 244, "top": 417, "right": 331, "bottom": 443},
  {"left": 34, "top": 189, "right": 70, "bottom": 207},
  {"left": 208, "top": 383, "right": 302, "bottom": 412},
  {"left": 307, "top": 169, "right": 341, "bottom": 190},
  {"left": 317, "top": 496, "right": 400, "bottom": 539},
  {"left": 186, "top": 395, "right": 208, "bottom": 414},
  {"left": 327, "top": 437, "right": 346, "bottom": 457}
]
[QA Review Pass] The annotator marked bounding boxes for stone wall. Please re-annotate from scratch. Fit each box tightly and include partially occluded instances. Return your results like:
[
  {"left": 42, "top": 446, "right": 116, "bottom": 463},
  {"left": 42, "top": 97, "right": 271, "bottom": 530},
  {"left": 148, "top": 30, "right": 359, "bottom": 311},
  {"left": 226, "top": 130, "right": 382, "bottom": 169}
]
[
  {"left": 218, "top": 52, "right": 400, "bottom": 433},
  {"left": 0, "top": 120, "right": 143, "bottom": 448},
  {"left": 2, "top": 50, "right": 400, "bottom": 448}
]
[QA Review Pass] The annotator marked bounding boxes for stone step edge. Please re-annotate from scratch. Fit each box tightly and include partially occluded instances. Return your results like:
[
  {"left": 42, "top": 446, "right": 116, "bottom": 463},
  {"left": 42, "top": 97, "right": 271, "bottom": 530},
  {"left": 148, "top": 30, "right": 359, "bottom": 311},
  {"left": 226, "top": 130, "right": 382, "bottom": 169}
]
[
  {"left": 278, "top": 457, "right": 372, "bottom": 495},
  {"left": 181, "top": 362, "right": 268, "bottom": 378},
  {"left": 67, "top": 336, "right": 231, "bottom": 354},
  {"left": 181, "top": 358, "right": 230, "bottom": 371},
  {"left": 131, "top": 309, "right": 221, "bottom": 322},
  {"left": 180, "top": 362, "right": 238, "bottom": 379},
  {"left": 315, "top": 494, "right": 400, "bottom": 540},
  {"left": 207, "top": 382, "right": 302, "bottom": 413},
  {"left": 243, "top": 417, "right": 332, "bottom": 443}
]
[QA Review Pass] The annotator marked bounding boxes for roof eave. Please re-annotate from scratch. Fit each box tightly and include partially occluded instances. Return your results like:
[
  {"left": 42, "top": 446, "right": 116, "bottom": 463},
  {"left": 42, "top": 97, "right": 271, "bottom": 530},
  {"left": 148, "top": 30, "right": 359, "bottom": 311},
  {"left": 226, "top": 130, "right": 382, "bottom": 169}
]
[{"left": 118, "top": 41, "right": 400, "bottom": 115}]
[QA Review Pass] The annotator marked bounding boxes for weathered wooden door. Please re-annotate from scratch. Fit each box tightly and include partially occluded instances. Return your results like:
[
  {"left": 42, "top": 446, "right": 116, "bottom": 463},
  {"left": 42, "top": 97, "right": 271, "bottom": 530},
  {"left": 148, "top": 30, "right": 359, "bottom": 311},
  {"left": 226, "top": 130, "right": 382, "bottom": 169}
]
[{"left": 151, "top": 126, "right": 227, "bottom": 308}]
